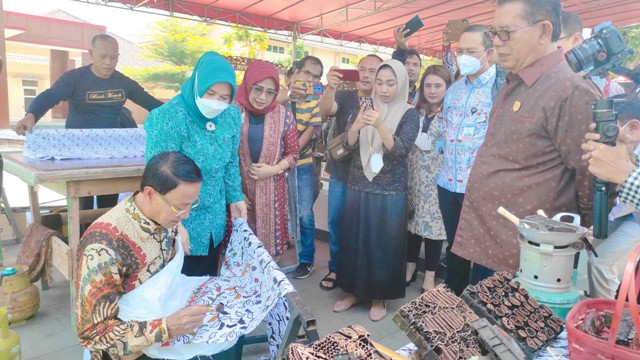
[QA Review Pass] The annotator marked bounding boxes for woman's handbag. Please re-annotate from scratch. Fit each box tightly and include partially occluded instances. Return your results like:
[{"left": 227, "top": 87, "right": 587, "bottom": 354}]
[
  {"left": 327, "top": 132, "right": 352, "bottom": 161},
  {"left": 565, "top": 244, "right": 640, "bottom": 360}
]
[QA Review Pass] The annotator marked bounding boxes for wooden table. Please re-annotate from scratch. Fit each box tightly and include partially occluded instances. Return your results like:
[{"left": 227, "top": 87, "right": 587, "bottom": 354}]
[{"left": 2, "top": 152, "right": 144, "bottom": 289}]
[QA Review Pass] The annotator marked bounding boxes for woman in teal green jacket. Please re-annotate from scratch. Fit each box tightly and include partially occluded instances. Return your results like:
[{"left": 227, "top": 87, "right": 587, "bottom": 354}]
[{"left": 145, "top": 52, "right": 247, "bottom": 276}]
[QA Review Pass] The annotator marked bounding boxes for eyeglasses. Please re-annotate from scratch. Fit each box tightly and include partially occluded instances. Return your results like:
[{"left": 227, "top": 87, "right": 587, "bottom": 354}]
[
  {"left": 157, "top": 193, "right": 201, "bottom": 216},
  {"left": 251, "top": 84, "right": 278, "bottom": 99},
  {"left": 485, "top": 20, "right": 544, "bottom": 42},
  {"left": 300, "top": 69, "right": 322, "bottom": 81},
  {"left": 454, "top": 48, "right": 487, "bottom": 56}
]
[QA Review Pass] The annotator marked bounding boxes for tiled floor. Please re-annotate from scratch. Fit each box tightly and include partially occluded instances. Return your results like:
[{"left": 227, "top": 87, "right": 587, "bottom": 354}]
[{"left": 3, "top": 181, "right": 430, "bottom": 359}]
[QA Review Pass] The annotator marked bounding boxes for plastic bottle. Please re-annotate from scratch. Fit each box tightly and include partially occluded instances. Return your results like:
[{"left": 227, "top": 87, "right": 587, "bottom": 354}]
[{"left": 0, "top": 307, "right": 21, "bottom": 360}]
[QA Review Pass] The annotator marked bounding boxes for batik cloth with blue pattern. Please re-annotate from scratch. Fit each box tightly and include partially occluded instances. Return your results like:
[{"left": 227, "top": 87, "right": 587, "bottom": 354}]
[{"left": 24, "top": 128, "right": 145, "bottom": 160}]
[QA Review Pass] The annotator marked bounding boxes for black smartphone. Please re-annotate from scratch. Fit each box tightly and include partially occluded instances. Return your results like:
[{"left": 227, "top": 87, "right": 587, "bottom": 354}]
[{"left": 404, "top": 15, "right": 424, "bottom": 37}]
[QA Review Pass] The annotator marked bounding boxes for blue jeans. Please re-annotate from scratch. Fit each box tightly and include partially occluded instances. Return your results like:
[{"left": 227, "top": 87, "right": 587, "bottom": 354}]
[
  {"left": 327, "top": 176, "right": 347, "bottom": 272},
  {"left": 296, "top": 163, "right": 316, "bottom": 263}
]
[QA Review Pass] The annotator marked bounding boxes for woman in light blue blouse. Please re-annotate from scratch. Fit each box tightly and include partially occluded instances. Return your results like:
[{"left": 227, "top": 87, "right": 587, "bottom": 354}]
[{"left": 145, "top": 52, "right": 247, "bottom": 276}]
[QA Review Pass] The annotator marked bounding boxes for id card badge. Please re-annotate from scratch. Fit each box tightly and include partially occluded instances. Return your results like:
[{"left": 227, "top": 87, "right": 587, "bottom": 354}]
[
  {"left": 370, "top": 153, "right": 384, "bottom": 174},
  {"left": 435, "top": 140, "right": 445, "bottom": 154},
  {"left": 415, "top": 132, "right": 432, "bottom": 151},
  {"left": 461, "top": 122, "right": 475, "bottom": 141}
]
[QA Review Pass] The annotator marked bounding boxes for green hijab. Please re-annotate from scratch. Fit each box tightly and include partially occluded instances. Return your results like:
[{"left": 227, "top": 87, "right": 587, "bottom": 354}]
[{"left": 179, "top": 51, "right": 237, "bottom": 126}]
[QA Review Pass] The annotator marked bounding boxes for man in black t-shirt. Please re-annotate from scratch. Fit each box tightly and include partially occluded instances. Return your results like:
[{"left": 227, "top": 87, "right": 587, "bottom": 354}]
[
  {"left": 317, "top": 54, "right": 383, "bottom": 290},
  {"left": 15, "top": 34, "right": 163, "bottom": 217},
  {"left": 15, "top": 34, "right": 162, "bottom": 134}
]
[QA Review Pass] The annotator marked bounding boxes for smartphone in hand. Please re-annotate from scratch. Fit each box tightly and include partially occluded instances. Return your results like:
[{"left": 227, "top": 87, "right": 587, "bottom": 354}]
[
  {"left": 403, "top": 15, "right": 424, "bottom": 37},
  {"left": 294, "top": 81, "right": 324, "bottom": 96},
  {"left": 447, "top": 19, "right": 470, "bottom": 42},
  {"left": 360, "top": 97, "right": 374, "bottom": 111},
  {"left": 334, "top": 69, "right": 360, "bottom": 82}
]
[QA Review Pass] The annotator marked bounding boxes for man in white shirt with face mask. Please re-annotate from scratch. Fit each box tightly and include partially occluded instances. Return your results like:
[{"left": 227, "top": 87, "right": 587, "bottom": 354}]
[{"left": 436, "top": 24, "right": 498, "bottom": 295}]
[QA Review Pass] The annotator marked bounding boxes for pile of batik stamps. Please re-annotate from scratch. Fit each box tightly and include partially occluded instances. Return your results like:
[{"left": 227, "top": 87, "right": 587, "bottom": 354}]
[{"left": 394, "top": 272, "right": 565, "bottom": 360}]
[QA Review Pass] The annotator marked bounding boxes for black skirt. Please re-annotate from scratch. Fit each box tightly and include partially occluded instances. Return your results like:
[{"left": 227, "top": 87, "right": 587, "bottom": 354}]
[
  {"left": 181, "top": 235, "right": 222, "bottom": 276},
  {"left": 337, "top": 188, "right": 408, "bottom": 300}
]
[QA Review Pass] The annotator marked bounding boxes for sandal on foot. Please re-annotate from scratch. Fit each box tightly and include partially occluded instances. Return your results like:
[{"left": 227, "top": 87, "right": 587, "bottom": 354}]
[
  {"left": 369, "top": 301, "right": 387, "bottom": 322},
  {"left": 333, "top": 295, "right": 360, "bottom": 313},
  {"left": 319, "top": 272, "right": 337, "bottom": 291}
]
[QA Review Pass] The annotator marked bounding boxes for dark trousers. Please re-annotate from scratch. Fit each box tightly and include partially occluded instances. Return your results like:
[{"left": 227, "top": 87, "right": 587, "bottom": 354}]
[
  {"left": 438, "top": 186, "right": 494, "bottom": 295},
  {"left": 407, "top": 232, "right": 444, "bottom": 272},
  {"left": 182, "top": 236, "right": 222, "bottom": 276},
  {"left": 438, "top": 186, "right": 466, "bottom": 294}
]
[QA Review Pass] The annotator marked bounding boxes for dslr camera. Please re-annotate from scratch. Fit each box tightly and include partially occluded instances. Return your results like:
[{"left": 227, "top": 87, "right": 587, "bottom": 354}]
[
  {"left": 565, "top": 21, "right": 634, "bottom": 79},
  {"left": 566, "top": 22, "right": 637, "bottom": 239}
]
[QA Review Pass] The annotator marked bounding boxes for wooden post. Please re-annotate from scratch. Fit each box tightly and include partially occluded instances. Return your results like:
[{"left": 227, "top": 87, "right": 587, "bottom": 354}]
[
  {"left": 291, "top": 23, "right": 299, "bottom": 65},
  {"left": 0, "top": 0, "right": 10, "bottom": 128}
]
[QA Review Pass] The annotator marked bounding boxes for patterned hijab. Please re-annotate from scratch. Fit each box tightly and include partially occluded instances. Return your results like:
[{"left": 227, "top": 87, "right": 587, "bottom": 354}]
[
  {"left": 179, "top": 51, "right": 236, "bottom": 126},
  {"left": 236, "top": 60, "right": 280, "bottom": 116},
  {"left": 359, "top": 59, "right": 412, "bottom": 181}
]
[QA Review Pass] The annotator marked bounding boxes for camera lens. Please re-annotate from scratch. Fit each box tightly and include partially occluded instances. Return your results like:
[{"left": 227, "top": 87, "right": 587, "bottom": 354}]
[{"left": 565, "top": 37, "right": 603, "bottom": 73}]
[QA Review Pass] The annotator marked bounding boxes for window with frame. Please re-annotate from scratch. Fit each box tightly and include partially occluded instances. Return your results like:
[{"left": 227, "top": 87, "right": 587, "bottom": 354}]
[
  {"left": 22, "top": 80, "right": 38, "bottom": 112},
  {"left": 267, "top": 45, "right": 286, "bottom": 54},
  {"left": 341, "top": 57, "right": 351, "bottom": 65}
]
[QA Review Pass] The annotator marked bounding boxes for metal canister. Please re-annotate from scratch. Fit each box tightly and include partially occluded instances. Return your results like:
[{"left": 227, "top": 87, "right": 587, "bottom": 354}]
[{"left": 0, "top": 266, "right": 40, "bottom": 324}]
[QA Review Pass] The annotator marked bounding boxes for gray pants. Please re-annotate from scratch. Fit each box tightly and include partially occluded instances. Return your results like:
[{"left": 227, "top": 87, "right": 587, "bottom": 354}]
[{"left": 588, "top": 215, "right": 640, "bottom": 299}]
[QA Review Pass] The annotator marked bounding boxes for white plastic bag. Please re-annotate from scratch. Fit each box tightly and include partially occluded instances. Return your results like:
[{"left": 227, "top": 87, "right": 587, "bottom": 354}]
[{"left": 118, "top": 235, "right": 237, "bottom": 359}]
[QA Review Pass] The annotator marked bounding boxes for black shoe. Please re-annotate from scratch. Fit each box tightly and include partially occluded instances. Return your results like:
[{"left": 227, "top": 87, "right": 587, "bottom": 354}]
[
  {"left": 292, "top": 262, "right": 314, "bottom": 279},
  {"left": 406, "top": 268, "right": 417, "bottom": 287}
]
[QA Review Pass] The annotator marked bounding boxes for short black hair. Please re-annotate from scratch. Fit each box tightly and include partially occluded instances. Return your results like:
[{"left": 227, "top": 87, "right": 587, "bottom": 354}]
[
  {"left": 141, "top": 151, "right": 202, "bottom": 194},
  {"left": 286, "top": 66, "right": 295, "bottom": 78},
  {"left": 296, "top": 55, "right": 324, "bottom": 77},
  {"left": 560, "top": 11, "right": 583, "bottom": 37},
  {"left": 91, "top": 33, "right": 118, "bottom": 48},
  {"left": 497, "top": 0, "right": 562, "bottom": 42},
  {"left": 358, "top": 54, "right": 384, "bottom": 66},
  {"left": 406, "top": 49, "right": 422, "bottom": 64},
  {"left": 462, "top": 24, "right": 493, "bottom": 49}
]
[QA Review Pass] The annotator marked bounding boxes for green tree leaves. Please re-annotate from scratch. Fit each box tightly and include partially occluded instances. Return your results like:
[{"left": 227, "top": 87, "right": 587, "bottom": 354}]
[{"left": 122, "top": 19, "right": 215, "bottom": 91}]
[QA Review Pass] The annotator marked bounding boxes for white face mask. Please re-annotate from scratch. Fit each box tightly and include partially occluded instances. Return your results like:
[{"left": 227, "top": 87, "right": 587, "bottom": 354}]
[
  {"left": 370, "top": 153, "right": 384, "bottom": 174},
  {"left": 194, "top": 73, "right": 230, "bottom": 119},
  {"left": 457, "top": 52, "right": 487, "bottom": 76},
  {"left": 195, "top": 96, "right": 229, "bottom": 119}
]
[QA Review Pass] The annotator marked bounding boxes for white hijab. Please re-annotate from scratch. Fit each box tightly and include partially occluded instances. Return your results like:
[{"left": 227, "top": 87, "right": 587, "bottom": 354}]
[{"left": 359, "top": 59, "right": 412, "bottom": 181}]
